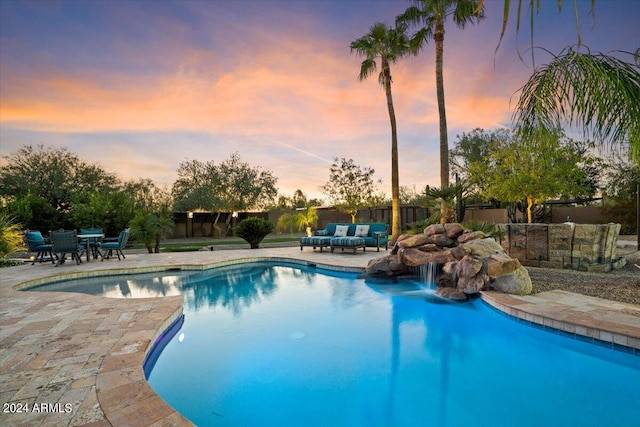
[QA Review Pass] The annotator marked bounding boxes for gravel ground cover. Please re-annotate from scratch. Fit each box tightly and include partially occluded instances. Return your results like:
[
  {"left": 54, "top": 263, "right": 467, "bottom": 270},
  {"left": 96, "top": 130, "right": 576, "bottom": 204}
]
[{"left": 528, "top": 245, "right": 640, "bottom": 305}]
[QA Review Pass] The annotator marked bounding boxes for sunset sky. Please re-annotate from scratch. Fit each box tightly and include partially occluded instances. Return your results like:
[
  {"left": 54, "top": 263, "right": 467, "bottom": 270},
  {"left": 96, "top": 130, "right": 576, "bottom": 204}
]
[{"left": 1, "top": 0, "right": 638, "bottom": 201}]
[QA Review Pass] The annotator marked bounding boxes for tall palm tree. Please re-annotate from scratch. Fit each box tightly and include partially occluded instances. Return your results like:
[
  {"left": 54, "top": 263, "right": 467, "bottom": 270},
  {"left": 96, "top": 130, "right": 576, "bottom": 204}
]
[
  {"left": 398, "top": 0, "right": 484, "bottom": 188},
  {"left": 350, "top": 22, "right": 416, "bottom": 242}
]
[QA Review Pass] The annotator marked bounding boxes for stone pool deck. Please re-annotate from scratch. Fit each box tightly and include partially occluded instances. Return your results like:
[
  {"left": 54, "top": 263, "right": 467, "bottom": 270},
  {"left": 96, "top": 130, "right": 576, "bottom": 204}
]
[{"left": 1, "top": 247, "right": 639, "bottom": 426}]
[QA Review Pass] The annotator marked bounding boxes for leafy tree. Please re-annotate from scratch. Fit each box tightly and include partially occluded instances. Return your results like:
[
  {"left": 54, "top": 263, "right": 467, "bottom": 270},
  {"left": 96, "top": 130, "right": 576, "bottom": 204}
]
[
  {"left": 171, "top": 153, "right": 277, "bottom": 236},
  {"left": 216, "top": 152, "right": 278, "bottom": 211},
  {"left": 292, "top": 189, "right": 308, "bottom": 208},
  {"left": 0, "top": 145, "right": 118, "bottom": 214},
  {"left": 275, "top": 190, "right": 322, "bottom": 210},
  {"left": 482, "top": 127, "right": 596, "bottom": 223},
  {"left": 172, "top": 159, "right": 221, "bottom": 236},
  {"left": 125, "top": 178, "right": 173, "bottom": 212},
  {"left": 601, "top": 149, "right": 639, "bottom": 233},
  {"left": 6, "top": 193, "right": 61, "bottom": 232},
  {"left": 398, "top": 0, "right": 484, "bottom": 188},
  {"left": 321, "top": 158, "right": 378, "bottom": 223},
  {"left": 514, "top": 48, "right": 640, "bottom": 165},
  {"left": 351, "top": 21, "right": 415, "bottom": 242},
  {"left": 399, "top": 185, "right": 425, "bottom": 205},
  {"left": 603, "top": 151, "right": 640, "bottom": 200},
  {"left": 451, "top": 128, "right": 602, "bottom": 208},
  {"left": 450, "top": 128, "right": 513, "bottom": 198},
  {"left": 70, "top": 191, "right": 135, "bottom": 236}
]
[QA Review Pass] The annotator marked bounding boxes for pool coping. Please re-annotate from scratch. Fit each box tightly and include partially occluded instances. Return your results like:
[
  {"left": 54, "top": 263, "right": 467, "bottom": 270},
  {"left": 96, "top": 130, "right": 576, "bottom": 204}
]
[
  {"left": 481, "top": 291, "right": 640, "bottom": 354},
  {"left": 1, "top": 248, "right": 638, "bottom": 426}
]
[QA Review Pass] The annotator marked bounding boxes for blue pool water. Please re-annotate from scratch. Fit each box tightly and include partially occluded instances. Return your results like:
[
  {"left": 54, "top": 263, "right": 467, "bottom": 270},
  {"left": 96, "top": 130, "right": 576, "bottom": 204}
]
[{"left": 31, "top": 262, "right": 640, "bottom": 426}]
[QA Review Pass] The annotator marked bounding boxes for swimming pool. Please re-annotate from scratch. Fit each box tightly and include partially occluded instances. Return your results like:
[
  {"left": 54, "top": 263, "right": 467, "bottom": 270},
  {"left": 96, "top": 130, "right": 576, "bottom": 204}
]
[{"left": 31, "top": 262, "right": 640, "bottom": 426}]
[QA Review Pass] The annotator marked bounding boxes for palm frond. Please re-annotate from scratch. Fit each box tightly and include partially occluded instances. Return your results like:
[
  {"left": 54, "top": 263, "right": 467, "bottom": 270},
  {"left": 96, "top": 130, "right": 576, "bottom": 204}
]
[{"left": 513, "top": 48, "right": 640, "bottom": 164}]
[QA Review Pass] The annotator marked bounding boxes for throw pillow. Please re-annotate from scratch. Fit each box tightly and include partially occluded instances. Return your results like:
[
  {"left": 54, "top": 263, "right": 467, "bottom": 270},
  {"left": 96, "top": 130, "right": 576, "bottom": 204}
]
[
  {"left": 333, "top": 225, "right": 349, "bottom": 237},
  {"left": 354, "top": 224, "right": 370, "bottom": 237}
]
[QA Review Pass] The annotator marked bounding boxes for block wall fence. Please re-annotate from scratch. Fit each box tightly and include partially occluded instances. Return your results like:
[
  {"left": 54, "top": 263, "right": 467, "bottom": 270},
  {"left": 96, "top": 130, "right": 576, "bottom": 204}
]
[{"left": 496, "top": 223, "right": 624, "bottom": 272}]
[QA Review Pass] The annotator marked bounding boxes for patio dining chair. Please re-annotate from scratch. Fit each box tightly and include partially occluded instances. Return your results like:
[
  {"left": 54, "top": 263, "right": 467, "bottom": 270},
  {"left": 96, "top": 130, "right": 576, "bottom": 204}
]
[
  {"left": 101, "top": 228, "right": 130, "bottom": 260},
  {"left": 50, "top": 229, "right": 85, "bottom": 266},
  {"left": 24, "top": 230, "right": 56, "bottom": 265}
]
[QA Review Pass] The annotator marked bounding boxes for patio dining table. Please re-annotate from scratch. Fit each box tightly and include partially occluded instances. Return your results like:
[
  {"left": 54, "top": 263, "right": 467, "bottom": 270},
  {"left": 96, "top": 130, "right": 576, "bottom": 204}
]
[{"left": 77, "top": 233, "right": 105, "bottom": 262}]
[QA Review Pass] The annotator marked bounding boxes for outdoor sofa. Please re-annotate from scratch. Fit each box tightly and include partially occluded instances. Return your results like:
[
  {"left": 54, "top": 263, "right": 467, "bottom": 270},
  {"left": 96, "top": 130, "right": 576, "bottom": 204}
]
[{"left": 300, "top": 222, "right": 388, "bottom": 253}]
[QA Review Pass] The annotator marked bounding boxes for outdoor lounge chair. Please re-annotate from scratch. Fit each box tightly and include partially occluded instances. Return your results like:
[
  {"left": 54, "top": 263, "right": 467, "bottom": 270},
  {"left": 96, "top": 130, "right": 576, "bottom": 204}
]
[
  {"left": 24, "top": 230, "right": 56, "bottom": 265},
  {"left": 101, "top": 228, "right": 130, "bottom": 260},
  {"left": 50, "top": 229, "right": 85, "bottom": 266}
]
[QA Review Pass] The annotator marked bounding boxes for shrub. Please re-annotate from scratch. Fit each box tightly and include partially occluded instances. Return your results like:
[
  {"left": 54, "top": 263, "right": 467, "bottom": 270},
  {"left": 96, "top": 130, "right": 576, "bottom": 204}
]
[
  {"left": 235, "top": 217, "right": 275, "bottom": 249},
  {"left": 0, "top": 212, "right": 24, "bottom": 259},
  {"left": 601, "top": 198, "right": 637, "bottom": 234}
]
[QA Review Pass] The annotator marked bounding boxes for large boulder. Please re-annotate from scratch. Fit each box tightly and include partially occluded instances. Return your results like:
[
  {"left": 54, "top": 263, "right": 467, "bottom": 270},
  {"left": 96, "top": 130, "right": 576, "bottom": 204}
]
[
  {"left": 457, "top": 255, "right": 483, "bottom": 277},
  {"left": 397, "top": 234, "right": 429, "bottom": 249},
  {"left": 464, "top": 238, "right": 505, "bottom": 257},
  {"left": 455, "top": 255, "right": 489, "bottom": 294},
  {"left": 458, "top": 231, "right": 487, "bottom": 244},
  {"left": 366, "top": 255, "right": 410, "bottom": 276},
  {"left": 491, "top": 267, "right": 532, "bottom": 295},
  {"left": 486, "top": 254, "right": 521, "bottom": 276},
  {"left": 445, "top": 223, "right": 464, "bottom": 239},
  {"left": 425, "top": 224, "right": 445, "bottom": 236},
  {"left": 400, "top": 247, "right": 457, "bottom": 266},
  {"left": 427, "top": 233, "right": 457, "bottom": 247},
  {"left": 458, "top": 273, "right": 489, "bottom": 294},
  {"left": 436, "top": 287, "right": 468, "bottom": 301}
]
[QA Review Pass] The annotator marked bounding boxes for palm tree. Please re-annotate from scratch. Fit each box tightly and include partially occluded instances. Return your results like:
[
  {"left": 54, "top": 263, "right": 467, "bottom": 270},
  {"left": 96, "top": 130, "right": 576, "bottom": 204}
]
[
  {"left": 398, "top": 0, "right": 484, "bottom": 188},
  {"left": 514, "top": 48, "right": 640, "bottom": 165},
  {"left": 276, "top": 205, "right": 318, "bottom": 237},
  {"left": 130, "top": 207, "right": 175, "bottom": 253},
  {"left": 424, "top": 181, "right": 468, "bottom": 224},
  {"left": 350, "top": 21, "right": 415, "bottom": 242}
]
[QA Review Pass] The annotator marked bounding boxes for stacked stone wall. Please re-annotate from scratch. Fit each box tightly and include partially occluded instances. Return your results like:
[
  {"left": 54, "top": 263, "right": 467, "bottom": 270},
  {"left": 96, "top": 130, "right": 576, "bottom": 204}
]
[{"left": 497, "top": 223, "right": 623, "bottom": 272}]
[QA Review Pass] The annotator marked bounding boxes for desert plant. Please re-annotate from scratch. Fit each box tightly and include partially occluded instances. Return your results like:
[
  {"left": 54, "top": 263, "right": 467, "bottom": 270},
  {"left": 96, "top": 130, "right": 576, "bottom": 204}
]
[
  {"left": 235, "top": 217, "right": 275, "bottom": 249},
  {"left": 463, "top": 220, "right": 503, "bottom": 239},
  {"left": 424, "top": 181, "right": 468, "bottom": 224},
  {"left": 276, "top": 205, "right": 318, "bottom": 236},
  {"left": 0, "top": 212, "right": 24, "bottom": 259},
  {"left": 405, "top": 216, "right": 439, "bottom": 234}
]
